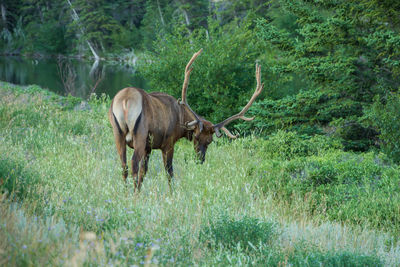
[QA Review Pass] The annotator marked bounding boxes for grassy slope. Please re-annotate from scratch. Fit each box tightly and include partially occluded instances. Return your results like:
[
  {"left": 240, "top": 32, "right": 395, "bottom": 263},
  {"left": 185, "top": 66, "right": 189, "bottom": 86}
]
[{"left": 0, "top": 82, "right": 399, "bottom": 266}]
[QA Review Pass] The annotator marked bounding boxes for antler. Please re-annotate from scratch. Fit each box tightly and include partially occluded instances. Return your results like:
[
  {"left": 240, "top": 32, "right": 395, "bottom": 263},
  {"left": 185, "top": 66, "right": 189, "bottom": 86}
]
[
  {"left": 180, "top": 49, "right": 204, "bottom": 131},
  {"left": 213, "top": 63, "right": 264, "bottom": 138}
]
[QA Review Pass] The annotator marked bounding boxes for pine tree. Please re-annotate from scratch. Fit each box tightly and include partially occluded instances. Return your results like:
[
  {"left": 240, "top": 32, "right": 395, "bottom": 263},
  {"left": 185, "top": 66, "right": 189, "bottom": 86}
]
[
  {"left": 66, "top": 0, "right": 121, "bottom": 55},
  {"left": 250, "top": 0, "right": 400, "bottom": 150}
]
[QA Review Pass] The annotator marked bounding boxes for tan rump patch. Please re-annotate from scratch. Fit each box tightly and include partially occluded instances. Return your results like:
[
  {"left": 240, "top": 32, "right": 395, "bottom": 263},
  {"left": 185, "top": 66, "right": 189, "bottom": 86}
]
[{"left": 112, "top": 88, "right": 142, "bottom": 142}]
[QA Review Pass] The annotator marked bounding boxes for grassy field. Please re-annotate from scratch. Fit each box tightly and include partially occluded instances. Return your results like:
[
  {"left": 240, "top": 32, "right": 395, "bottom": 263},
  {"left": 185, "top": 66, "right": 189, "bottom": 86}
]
[{"left": 1, "top": 82, "right": 400, "bottom": 266}]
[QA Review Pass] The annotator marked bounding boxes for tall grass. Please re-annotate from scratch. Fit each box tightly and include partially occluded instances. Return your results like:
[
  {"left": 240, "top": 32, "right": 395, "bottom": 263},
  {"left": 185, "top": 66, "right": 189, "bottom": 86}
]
[{"left": 0, "top": 82, "right": 399, "bottom": 266}]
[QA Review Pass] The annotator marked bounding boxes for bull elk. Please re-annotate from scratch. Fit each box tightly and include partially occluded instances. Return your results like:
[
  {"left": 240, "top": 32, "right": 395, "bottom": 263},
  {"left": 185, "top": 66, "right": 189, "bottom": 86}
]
[{"left": 109, "top": 49, "right": 264, "bottom": 191}]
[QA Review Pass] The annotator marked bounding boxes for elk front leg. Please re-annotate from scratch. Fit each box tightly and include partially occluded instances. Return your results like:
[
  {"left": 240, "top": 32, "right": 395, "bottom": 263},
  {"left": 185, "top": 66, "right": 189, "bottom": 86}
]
[
  {"left": 138, "top": 153, "right": 150, "bottom": 190},
  {"left": 162, "top": 147, "right": 174, "bottom": 186}
]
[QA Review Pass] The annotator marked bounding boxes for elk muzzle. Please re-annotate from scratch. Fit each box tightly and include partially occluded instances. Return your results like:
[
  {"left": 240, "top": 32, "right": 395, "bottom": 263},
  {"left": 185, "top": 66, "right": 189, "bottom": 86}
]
[
  {"left": 194, "top": 142, "right": 207, "bottom": 164},
  {"left": 197, "top": 145, "right": 206, "bottom": 163}
]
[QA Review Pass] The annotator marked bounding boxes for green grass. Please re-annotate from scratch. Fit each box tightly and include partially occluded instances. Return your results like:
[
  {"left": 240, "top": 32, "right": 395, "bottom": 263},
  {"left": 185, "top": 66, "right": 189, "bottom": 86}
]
[{"left": 0, "top": 82, "right": 399, "bottom": 266}]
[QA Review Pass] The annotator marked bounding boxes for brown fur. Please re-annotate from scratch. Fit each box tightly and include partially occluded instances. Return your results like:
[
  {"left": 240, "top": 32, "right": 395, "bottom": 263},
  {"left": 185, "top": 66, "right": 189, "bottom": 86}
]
[{"left": 109, "top": 87, "right": 209, "bottom": 191}]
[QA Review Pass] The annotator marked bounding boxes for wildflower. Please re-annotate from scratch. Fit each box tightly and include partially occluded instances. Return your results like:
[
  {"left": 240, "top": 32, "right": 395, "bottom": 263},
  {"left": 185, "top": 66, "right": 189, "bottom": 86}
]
[{"left": 22, "top": 245, "right": 27, "bottom": 249}]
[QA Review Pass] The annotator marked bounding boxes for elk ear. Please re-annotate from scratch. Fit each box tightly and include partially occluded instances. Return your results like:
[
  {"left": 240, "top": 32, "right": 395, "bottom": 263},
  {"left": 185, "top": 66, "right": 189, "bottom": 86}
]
[{"left": 185, "top": 120, "right": 198, "bottom": 130}]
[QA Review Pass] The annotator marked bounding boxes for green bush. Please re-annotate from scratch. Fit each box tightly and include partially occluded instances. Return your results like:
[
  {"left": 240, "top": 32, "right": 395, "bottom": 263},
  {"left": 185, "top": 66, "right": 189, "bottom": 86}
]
[
  {"left": 281, "top": 245, "right": 383, "bottom": 267},
  {"left": 245, "top": 131, "right": 342, "bottom": 160},
  {"left": 202, "top": 240, "right": 382, "bottom": 266},
  {"left": 367, "top": 93, "right": 400, "bottom": 163},
  {"left": 0, "top": 152, "right": 38, "bottom": 199},
  {"left": 259, "top": 150, "right": 400, "bottom": 233},
  {"left": 199, "top": 214, "right": 276, "bottom": 251}
]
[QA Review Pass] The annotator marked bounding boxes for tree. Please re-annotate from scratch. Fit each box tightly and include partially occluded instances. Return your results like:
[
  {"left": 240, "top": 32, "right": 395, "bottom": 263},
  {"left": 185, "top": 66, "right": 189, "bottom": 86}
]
[
  {"left": 66, "top": 0, "right": 121, "bottom": 56},
  {"left": 20, "top": 0, "right": 69, "bottom": 54},
  {"left": 250, "top": 0, "right": 400, "bottom": 150}
]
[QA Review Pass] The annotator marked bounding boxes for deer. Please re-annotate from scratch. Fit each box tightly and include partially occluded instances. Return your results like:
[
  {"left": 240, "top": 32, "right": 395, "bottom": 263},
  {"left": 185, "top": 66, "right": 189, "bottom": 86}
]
[{"left": 109, "top": 49, "right": 264, "bottom": 191}]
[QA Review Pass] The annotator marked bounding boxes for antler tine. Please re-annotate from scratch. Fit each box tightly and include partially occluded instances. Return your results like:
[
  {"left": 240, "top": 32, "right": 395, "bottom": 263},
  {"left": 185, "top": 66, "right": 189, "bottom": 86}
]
[
  {"left": 213, "top": 63, "right": 264, "bottom": 138},
  {"left": 221, "top": 127, "right": 239, "bottom": 139},
  {"left": 181, "top": 48, "right": 203, "bottom": 103},
  {"left": 180, "top": 49, "right": 204, "bottom": 132}
]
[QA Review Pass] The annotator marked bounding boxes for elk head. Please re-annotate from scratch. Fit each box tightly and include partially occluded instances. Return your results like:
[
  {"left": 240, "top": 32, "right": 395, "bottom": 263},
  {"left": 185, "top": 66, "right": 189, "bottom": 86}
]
[{"left": 179, "top": 49, "right": 264, "bottom": 163}]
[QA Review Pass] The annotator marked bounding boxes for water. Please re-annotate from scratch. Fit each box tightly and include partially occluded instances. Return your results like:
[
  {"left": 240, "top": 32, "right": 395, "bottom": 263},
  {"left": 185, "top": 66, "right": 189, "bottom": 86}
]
[{"left": 0, "top": 56, "right": 148, "bottom": 99}]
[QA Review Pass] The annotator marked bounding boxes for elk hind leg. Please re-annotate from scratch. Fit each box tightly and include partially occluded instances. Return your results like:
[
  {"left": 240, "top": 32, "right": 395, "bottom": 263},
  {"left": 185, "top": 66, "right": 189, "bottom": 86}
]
[{"left": 111, "top": 119, "right": 128, "bottom": 181}]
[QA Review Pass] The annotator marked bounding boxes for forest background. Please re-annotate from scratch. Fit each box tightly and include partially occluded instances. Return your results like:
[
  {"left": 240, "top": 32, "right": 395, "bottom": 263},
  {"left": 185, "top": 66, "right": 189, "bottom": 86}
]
[{"left": 2, "top": 0, "right": 400, "bottom": 160}]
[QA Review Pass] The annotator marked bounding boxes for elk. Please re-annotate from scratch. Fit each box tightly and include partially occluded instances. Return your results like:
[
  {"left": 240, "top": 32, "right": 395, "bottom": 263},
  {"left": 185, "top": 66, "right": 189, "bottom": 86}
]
[{"left": 109, "top": 49, "right": 264, "bottom": 191}]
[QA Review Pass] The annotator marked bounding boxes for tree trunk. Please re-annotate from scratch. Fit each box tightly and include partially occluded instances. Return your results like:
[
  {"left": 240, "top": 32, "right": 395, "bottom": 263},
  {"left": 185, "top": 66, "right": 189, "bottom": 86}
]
[
  {"left": 1, "top": 4, "right": 7, "bottom": 30},
  {"left": 181, "top": 8, "right": 190, "bottom": 26},
  {"left": 157, "top": 0, "right": 165, "bottom": 26},
  {"left": 66, "top": 0, "right": 100, "bottom": 61}
]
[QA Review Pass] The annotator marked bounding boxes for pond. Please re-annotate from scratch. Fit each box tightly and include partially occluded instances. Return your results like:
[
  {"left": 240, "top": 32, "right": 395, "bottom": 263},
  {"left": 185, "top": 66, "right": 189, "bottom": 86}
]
[{"left": 0, "top": 56, "right": 148, "bottom": 99}]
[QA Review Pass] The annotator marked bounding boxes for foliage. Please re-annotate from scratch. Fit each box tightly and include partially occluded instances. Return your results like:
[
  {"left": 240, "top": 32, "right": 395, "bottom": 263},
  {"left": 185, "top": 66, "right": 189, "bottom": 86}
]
[
  {"left": 0, "top": 18, "right": 25, "bottom": 54},
  {"left": 366, "top": 93, "right": 400, "bottom": 163},
  {"left": 66, "top": 0, "right": 122, "bottom": 54},
  {"left": 243, "top": 130, "right": 342, "bottom": 160},
  {"left": 199, "top": 214, "right": 276, "bottom": 251},
  {"left": 238, "top": 89, "right": 358, "bottom": 135},
  {"left": 21, "top": 0, "right": 69, "bottom": 54},
  {"left": 254, "top": 0, "right": 400, "bottom": 149},
  {"left": 279, "top": 245, "right": 383, "bottom": 267},
  {"left": 26, "top": 20, "right": 68, "bottom": 54},
  {"left": 139, "top": 19, "right": 265, "bottom": 124},
  {"left": 0, "top": 152, "right": 37, "bottom": 199},
  {"left": 258, "top": 150, "right": 400, "bottom": 233}
]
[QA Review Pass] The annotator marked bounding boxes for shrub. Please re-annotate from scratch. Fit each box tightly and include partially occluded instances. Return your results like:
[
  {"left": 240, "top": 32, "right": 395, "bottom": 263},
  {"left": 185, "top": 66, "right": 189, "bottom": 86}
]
[
  {"left": 199, "top": 214, "right": 276, "bottom": 251},
  {"left": 259, "top": 150, "right": 400, "bottom": 233},
  {"left": 201, "top": 240, "right": 382, "bottom": 266},
  {"left": 367, "top": 93, "right": 400, "bottom": 163},
  {"left": 245, "top": 130, "right": 342, "bottom": 160},
  {"left": 0, "top": 151, "right": 38, "bottom": 199},
  {"left": 283, "top": 245, "right": 383, "bottom": 267}
]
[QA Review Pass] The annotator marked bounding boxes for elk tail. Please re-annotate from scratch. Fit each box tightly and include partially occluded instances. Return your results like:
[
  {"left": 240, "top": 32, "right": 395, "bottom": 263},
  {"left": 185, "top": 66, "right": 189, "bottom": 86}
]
[{"left": 122, "top": 99, "right": 132, "bottom": 142}]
